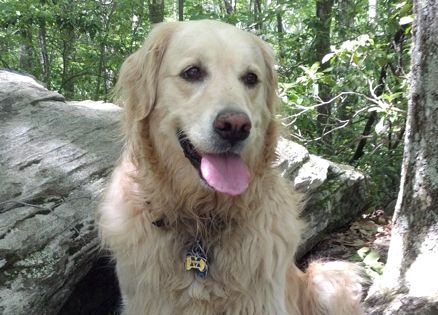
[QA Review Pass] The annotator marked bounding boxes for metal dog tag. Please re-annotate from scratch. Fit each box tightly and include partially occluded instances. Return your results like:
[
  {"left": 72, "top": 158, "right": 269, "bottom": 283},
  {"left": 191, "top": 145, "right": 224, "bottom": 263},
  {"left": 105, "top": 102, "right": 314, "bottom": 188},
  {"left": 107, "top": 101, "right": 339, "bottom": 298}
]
[{"left": 185, "top": 240, "right": 208, "bottom": 278}]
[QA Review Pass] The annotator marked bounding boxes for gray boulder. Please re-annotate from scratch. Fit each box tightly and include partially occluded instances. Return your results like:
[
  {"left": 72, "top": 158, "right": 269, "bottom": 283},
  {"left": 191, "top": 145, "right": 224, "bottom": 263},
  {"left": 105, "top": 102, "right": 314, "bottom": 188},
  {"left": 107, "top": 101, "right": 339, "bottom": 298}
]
[
  {"left": 275, "top": 138, "right": 369, "bottom": 257},
  {"left": 0, "top": 71, "right": 369, "bottom": 314}
]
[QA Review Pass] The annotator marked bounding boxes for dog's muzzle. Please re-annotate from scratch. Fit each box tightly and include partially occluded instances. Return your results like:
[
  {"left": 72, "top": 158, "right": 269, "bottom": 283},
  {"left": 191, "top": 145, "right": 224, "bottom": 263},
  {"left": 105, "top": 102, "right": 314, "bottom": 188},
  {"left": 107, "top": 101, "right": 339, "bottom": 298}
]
[{"left": 177, "top": 126, "right": 251, "bottom": 196}]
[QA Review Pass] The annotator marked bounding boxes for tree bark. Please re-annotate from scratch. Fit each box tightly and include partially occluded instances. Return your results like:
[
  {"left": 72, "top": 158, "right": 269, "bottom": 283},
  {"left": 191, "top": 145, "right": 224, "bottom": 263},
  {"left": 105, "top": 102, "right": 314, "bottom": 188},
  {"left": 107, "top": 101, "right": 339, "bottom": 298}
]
[
  {"left": 253, "top": 0, "right": 262, "bottom": 30},
  {"left": 130, "top": 0, "right": 145, "bottom": 52},
  {"left": 94, "top": 1, "right": 116, "bottom": 101},
  {"left": 19, "top": 28, "right": 34, "bottom": 74},
  {"left": 223, "top": 0, "right": 234, "bottom": 15},
  {"left": 365, "top": 0, "right": 438, "bottom": 313},
  {"left": 178, "top": 0, "right": 184, "bottom": 21},
  {"left": 337, "top": 0, "right": 355, "bottom": 39},
  {"left": 314, "top": 0, "right": 334, "bottom": 138},
  {"left": 38, "top": 17, "right": 50, "bottom": 89},
  {"left": 147, "top": 0, "right": 164, "bottom": 24},
  {"left": 61, "top": 24, "right": 75, "bottom": 100},
  {"left": 276, "top": 0, "right": 285, "bottom": 59}
]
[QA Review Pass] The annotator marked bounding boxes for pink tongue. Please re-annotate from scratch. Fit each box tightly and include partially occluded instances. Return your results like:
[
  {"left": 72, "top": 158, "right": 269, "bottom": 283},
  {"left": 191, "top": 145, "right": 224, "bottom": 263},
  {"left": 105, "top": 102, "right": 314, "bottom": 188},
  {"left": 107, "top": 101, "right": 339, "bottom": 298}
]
[{"left": 200, "top": 153, "right": 250, "bottom": 196}]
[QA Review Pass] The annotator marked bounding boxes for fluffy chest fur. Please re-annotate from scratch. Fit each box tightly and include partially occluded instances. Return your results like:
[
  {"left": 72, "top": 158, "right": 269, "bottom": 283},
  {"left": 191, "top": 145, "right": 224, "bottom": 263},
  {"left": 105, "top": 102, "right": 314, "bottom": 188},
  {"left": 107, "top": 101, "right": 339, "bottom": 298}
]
[{"left": 99, "top": 159, "right": 302, "bottom": 315}]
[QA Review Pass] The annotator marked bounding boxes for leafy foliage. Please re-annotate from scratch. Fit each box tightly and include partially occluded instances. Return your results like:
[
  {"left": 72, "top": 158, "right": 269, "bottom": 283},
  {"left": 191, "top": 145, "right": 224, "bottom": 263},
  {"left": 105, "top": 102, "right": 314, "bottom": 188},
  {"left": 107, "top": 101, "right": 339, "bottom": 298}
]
[
  {"left": 356, "top": 247, "right": 385, "bottom": 278},
  {"left": 0, "top": 0, "right": 412, "bottom": 207}
]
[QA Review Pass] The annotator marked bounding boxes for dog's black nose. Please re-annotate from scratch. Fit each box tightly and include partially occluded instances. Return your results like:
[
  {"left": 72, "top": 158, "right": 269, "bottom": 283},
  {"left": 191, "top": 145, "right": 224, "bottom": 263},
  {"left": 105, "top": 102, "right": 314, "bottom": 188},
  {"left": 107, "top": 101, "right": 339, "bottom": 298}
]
[{"left": 213, "top": 110, "right": 252, "bottom": 143}]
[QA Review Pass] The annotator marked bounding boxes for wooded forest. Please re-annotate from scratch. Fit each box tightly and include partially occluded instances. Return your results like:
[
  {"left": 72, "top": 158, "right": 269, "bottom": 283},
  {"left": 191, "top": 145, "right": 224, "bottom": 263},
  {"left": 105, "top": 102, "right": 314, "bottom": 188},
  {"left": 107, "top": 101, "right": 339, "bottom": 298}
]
[
  {"left": 2, "top": 0, "right": 438, "bottom": 313},
  {"left": 0, "top": 0, "right": 412, "bottom": 209}
]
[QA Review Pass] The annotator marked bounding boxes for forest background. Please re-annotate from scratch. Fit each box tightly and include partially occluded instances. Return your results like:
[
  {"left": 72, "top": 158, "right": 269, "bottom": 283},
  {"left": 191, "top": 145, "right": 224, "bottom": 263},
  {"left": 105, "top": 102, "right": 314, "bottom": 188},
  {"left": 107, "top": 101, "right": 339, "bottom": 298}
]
[{"left": 0, "top": 0, "right": 413, "bottom": 210}]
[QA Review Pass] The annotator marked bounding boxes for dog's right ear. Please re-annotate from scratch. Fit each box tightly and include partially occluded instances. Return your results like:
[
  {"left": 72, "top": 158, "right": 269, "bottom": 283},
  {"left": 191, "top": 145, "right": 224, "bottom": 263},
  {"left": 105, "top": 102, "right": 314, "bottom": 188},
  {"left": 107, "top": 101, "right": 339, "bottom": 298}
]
[{"left": 114, "top": 22, "right": 177, "bottom": 121}]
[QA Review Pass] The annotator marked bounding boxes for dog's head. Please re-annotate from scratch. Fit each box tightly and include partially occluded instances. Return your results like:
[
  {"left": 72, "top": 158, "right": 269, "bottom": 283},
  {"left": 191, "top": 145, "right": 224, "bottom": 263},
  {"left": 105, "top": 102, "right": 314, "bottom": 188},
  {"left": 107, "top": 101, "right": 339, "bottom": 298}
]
[{"left": 116, "top": 20, "right": 278, "bottom": 197}]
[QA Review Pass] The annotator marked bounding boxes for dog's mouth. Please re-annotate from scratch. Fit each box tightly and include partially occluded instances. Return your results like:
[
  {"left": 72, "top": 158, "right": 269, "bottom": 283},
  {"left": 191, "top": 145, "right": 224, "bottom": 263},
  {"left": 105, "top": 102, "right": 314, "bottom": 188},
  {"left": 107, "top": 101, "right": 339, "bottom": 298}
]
[
  {"left": 177, "top": 130, "right": 250, "bottom": 196},
  {"left": 178, "top": 131, "right": 202, "bottom": 170}
]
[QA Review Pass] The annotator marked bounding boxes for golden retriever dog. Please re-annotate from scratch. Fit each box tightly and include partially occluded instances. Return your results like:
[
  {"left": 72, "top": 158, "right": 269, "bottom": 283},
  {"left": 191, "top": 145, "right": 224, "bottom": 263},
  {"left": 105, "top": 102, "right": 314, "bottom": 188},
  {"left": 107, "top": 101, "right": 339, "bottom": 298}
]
[{"left": 98, "top": 20, "right": 363, "bottom": 315}]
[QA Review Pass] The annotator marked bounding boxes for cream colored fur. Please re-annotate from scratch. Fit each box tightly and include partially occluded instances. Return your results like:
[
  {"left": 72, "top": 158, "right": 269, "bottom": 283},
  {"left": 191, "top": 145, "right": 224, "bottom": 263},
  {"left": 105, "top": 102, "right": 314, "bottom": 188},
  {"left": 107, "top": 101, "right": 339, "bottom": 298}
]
[{"left": 98, "top": 20, "right": 363, "bottom": 315}]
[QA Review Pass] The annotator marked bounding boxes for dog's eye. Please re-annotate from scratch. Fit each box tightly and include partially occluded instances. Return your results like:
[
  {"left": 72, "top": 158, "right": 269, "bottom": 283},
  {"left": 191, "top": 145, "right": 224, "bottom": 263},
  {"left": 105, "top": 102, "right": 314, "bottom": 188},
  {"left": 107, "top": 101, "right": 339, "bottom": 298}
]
[
  {"left": 242, "top": 72, "right": 259, "bottom": 87},
  {"left": 181, "top": 66, "right": 205, "bottom": 82}
]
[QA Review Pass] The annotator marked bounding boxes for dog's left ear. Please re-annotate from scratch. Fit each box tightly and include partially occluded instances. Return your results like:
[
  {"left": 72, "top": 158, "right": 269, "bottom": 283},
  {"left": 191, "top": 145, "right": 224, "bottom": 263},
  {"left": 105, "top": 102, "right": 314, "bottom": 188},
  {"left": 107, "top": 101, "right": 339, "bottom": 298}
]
[
  {"left": 253, "top": 36, "right": 280, "bottom": 165},
  {"left": 114, "top": 22, "right": 178, "bottom": 122},
  {"left": 253, "top": 36, "right": 279, "bottom": 113}
]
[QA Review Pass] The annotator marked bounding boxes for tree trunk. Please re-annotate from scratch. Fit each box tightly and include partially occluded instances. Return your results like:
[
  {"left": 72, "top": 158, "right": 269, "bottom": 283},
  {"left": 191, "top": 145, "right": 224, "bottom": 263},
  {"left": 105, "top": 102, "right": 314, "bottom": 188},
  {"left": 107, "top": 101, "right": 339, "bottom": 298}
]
[
  {"left": 94, "top": 43, "right": 106, "bottom": 101},
  {"left": 178, "top": 0, "right": 184, "bottom": 21},
  {"left": 332, "top": 0, "right": 357, "bottom": 124},
  {"left": 61, "top": 24, "right": 75, "bottom": 100},
  {"left": 253, "top": 0, "right": 262, "bottom": 30},
  {"left": 368, "top": 0, "right": 377, "bottom": 23},
  {"left": 19, "top": 28, "right": 34, "bottom": 74},
  {"left": 276, "top": 0, "right": 285, "bottom": 59},
  {"left": 223, "top": 0, "right": 233, "bottom": 15},
  {"left": 130, "top": 0, "right": 145, "bottom": 51},
  {"left": 94, "top": 1, "right": 116, "bottom": 101},
  {"left": 337, "top": 0, "right": 355, "bottom": 38},
  {"left": 147, "top": 0, "right": 164, "bottom": 24},
  {"left": 314, "top": 0, "right": 334, "bottom": 138},
  {"left": 38, "top": 18, "right": 50, "bottom": 89},
  {"left": 365, "top": 0, "right": 438, "bottom": 313}
]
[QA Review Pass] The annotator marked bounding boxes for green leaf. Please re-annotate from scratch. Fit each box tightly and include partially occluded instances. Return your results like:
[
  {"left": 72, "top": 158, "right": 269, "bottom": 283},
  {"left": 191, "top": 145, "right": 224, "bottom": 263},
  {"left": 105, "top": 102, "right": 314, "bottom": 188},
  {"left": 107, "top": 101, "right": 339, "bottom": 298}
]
[
  {"left": 357, "top": 247, "right": 370, "bottom": 259},
  {"left": 362, "top": 249, "right": 384, "bottom": 273},
  {"left": 399, "top": 16, "right": 413, "bottom": 25},
  {"left": 321, "top": 52, "right": 335, "bottom": 64},
  {"left": 310, "top": 62, "right": 320, "bottom": 72},
  {"left": 352, "top": 52, "right": 360, "bottom": 65},
  {"left": 395, "top": 1, "right": 407, "bottom": 10}
]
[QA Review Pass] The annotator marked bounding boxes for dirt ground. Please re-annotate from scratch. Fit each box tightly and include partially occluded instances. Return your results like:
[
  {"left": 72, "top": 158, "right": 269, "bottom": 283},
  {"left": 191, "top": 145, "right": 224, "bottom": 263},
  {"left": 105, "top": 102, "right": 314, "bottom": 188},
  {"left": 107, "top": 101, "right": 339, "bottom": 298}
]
[{"left": 300, "top": 208, "right": 393, "bottom": 293}]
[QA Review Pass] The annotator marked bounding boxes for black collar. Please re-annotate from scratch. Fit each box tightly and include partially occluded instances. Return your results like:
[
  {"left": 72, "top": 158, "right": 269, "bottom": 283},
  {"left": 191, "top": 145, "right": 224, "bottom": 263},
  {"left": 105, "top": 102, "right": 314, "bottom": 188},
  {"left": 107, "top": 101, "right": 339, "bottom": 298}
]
[
  {"left": 152, "top": 217, "right": 167, "bottom": 228},
  {"left": 151, "top": 216, "right": 209, "bottom": 278}
]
